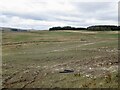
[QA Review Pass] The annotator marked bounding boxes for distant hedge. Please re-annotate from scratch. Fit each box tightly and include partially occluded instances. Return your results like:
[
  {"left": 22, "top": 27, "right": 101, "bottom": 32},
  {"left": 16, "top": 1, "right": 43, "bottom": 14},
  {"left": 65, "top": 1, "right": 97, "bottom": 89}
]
[{"left": 49, "top": 25, "right": 120, "bottom": 31}]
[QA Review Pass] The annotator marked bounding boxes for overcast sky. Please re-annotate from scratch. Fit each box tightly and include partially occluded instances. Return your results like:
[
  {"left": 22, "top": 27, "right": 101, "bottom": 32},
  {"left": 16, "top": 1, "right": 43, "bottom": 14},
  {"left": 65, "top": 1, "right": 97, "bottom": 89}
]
[{"left": 0, "top": 0, "right": 119, "bottom": 30}]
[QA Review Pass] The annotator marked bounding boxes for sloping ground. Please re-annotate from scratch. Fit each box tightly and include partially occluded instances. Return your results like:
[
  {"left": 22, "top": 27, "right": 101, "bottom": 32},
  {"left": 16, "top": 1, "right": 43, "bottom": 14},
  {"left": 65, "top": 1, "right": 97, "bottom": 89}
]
[{"left": 2, "top": 31, "right": 119, "bottom": 88}]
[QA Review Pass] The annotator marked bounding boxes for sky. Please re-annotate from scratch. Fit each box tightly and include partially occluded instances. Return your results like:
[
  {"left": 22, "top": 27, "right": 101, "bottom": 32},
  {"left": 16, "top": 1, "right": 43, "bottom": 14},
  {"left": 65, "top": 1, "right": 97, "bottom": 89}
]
[{"left": 0, "top": 0, "right": 119, "bottom": 30}]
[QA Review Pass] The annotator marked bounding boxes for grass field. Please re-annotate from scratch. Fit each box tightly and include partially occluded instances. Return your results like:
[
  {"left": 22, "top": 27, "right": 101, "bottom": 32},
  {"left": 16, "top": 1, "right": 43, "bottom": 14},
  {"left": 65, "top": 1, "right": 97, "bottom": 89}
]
[{"left": 2, "top": 30, "right": 119, "bottom": 88}]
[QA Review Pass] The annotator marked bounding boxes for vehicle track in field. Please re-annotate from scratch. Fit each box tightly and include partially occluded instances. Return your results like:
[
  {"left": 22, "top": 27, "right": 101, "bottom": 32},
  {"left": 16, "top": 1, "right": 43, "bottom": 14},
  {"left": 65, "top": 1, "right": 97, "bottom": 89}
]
[
  {"left": 2, "top": 40, "right": 118, "bottom": 88},
  {"left": 3, "top": 53, "right": 118, "bottom": 88},
  {"left": 3, "top": 40, "right": 115, "bottom": 56},
  {"left": 2, "top": 40, "right": 62, "bottom": 46},
  {"left": 27, "top": 54, "right": 118, "bottom": 86},
  {"left": 3, "top": 69, "right": 28, "bottom": 87},
  {"left": 3, "top": 69, "right": 41, "bottom": 88},
  {"left": 21, "top": 70, "right": 41, "bottom": 88}
]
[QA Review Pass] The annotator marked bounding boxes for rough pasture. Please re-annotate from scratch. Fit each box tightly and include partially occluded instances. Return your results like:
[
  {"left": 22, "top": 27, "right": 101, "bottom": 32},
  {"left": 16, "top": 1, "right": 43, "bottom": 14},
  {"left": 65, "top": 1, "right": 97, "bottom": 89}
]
[{"left": 2, "top": 30, "right": 119, "bottom": 88}]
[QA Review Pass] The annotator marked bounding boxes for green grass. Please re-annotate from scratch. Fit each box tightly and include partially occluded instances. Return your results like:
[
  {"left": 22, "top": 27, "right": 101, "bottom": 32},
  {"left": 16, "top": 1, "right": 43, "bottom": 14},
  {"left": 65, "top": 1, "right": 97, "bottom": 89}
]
[
  {"left": 97, "top": 33, "right": 118, "bottom": 38},
  {"left": 2, "top": 30, "right": 119, "bottom": 88}
]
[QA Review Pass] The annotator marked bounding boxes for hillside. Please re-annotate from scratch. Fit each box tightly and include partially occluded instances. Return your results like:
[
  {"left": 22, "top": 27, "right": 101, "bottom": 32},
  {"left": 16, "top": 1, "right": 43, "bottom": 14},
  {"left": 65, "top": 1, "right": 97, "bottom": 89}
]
[{"left": 2, "top": 30, "right": 119, "bottom": 88}]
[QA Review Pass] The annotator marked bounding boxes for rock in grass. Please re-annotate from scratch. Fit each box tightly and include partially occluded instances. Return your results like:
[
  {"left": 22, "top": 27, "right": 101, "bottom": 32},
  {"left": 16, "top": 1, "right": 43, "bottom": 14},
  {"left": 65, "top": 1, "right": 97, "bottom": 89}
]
[{"left": 59, "top": 69, "right": 74, "bottom": 73}]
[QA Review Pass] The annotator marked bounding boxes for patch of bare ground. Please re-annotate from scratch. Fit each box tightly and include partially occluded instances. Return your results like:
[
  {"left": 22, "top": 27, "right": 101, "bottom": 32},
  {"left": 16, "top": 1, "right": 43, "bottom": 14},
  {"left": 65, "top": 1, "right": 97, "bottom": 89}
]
[
  {"left": 49, "top": 53, "right": 118, "bottom": 78},
  {"left": 2, "top": 53, "right": 118, "bottom": 88},
  {"left": 3, "top": 46, "right": 118, "bottom": 88}
]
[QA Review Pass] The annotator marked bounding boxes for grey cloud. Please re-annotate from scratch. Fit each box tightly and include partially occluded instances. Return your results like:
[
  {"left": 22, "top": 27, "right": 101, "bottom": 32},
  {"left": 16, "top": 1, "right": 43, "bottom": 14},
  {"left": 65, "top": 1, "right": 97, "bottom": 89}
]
[
  {"left": 71, "top": 2, "right": 117, "bottom": 23},
  {"left": 0, "top": 2, "right": 118, "bottom": 29},
  {"left": 73, "top": 2, "right": 111, "bottom": 13},
  {"left": 1, "top": 12, "right": 48, "bottom": 21}
]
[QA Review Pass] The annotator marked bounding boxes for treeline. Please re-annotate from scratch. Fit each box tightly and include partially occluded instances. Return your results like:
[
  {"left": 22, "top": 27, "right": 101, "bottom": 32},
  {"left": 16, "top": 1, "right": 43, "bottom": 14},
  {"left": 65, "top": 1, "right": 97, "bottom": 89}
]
[
  {"left": 87, "top": 25, "right": 120, "bottom": 31},
  {"left": 49, "top": 25, "right": 120, "bottom": 31},
  {"left": 49, "top": 26, "right": 86, "bottom": 31}
]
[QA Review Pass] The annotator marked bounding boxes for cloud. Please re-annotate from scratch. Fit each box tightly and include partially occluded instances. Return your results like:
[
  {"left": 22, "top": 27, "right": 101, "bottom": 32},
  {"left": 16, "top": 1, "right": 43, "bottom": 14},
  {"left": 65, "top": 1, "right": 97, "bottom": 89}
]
[{"left": 0, "top": 0, "right": 118, "bottom": 30}]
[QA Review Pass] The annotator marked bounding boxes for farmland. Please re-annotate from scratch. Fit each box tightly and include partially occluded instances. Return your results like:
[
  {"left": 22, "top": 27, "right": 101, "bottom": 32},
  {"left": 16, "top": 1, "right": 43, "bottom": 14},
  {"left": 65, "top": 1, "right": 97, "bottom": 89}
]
[{"left": 2, "top": 30, "right": 119, "bottom": 88}]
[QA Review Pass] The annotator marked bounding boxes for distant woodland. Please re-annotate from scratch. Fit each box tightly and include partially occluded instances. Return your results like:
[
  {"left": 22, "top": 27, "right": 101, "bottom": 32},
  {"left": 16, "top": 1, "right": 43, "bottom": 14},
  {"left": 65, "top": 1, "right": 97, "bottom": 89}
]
[{"left": 49, "top": 25, "right": 120, "bottom": 31}]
